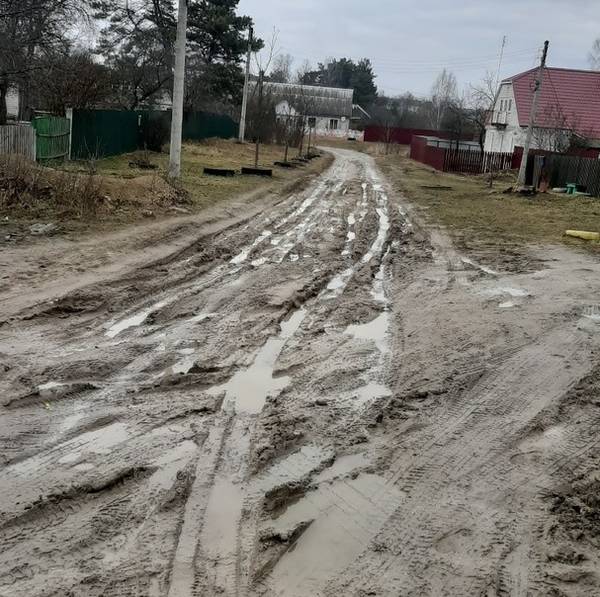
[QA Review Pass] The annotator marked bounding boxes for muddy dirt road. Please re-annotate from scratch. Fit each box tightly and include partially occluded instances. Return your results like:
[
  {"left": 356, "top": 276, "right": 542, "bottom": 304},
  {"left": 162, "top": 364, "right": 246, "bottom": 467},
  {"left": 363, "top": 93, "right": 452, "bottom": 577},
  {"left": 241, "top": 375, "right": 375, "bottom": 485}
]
[{"left": 2, "top": 148, "right": 600, "bottom": 596}]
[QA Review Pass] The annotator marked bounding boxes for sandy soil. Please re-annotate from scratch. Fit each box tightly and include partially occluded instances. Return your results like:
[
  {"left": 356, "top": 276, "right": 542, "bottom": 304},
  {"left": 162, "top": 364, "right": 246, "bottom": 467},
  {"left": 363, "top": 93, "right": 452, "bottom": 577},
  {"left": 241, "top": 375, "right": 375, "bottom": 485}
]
[{"left": 1, "top": 148, "right": 600, "bottom": 596}]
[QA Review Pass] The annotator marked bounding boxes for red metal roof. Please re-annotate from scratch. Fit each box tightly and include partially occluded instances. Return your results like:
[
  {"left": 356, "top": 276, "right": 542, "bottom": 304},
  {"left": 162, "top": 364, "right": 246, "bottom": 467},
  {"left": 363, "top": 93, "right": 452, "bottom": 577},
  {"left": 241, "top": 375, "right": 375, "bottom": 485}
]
[{"left": 506, "top": 67, "right": 600, "bottom": 139}]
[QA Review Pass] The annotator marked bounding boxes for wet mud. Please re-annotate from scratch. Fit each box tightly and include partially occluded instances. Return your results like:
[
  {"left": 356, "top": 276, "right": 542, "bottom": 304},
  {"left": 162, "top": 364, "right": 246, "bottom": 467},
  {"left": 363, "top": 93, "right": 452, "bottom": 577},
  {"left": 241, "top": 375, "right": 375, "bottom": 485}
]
[{"left": 2, "top": 149, "right": 600, "bottom": 596}]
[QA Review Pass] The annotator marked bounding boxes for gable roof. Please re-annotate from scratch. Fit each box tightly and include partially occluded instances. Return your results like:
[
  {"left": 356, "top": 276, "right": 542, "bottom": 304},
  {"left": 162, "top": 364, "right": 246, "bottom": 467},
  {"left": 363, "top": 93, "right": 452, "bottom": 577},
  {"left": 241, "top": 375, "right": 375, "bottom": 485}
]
[
  {"left": 505, "top": 67, "right": 600, "bottom": 139},
  {"left": 252, "top": 82, "right": 354, "bottom": 118}
]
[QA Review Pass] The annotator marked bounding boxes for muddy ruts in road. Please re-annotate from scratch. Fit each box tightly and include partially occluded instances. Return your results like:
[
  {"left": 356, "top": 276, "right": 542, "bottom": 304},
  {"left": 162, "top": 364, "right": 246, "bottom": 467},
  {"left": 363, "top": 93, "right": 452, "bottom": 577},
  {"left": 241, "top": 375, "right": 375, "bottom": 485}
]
[
  {"left": 0, "top": 149, "right": 405, "bottom": 596},
  {"left": 4, "top": 147, "right": 599, "bottom": 596}
]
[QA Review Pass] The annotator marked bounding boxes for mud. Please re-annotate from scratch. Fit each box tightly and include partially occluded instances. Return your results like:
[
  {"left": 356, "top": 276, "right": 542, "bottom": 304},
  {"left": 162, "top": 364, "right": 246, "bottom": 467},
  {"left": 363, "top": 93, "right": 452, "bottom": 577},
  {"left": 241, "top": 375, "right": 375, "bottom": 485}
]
[{"left": 2, "top": 148, "right": 600, "bottom": 596}]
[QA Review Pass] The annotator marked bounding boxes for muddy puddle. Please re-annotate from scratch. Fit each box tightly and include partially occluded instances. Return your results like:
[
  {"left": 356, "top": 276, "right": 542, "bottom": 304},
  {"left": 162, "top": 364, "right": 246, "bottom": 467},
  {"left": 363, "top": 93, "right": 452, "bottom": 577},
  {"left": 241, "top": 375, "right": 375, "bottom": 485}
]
[
  {"left": 346, "top": 311, "right": 390, "bottom": 354},
  {"left": 263, "top": 472, "right": 403, "bottom": 596},
  {"left": 209, "top": 309, "right": 307, "bottom": 414},
  {"left": 106, "top": 299, "right": 169, "bottom": 338}
]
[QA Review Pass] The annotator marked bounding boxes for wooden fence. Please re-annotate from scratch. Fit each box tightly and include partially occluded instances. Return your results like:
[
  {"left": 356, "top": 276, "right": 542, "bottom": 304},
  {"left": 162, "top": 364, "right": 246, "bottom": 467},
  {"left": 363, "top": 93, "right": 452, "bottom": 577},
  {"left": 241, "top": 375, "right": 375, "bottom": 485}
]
[
  {"left": 31, "top": 116, "right": 70, "bottom": 162},
  {"left": 0, "top": 124, "right": 36, "bottom": 161},
  {"left": 443, "top": 148, "right": 514, "bottom": 174}
]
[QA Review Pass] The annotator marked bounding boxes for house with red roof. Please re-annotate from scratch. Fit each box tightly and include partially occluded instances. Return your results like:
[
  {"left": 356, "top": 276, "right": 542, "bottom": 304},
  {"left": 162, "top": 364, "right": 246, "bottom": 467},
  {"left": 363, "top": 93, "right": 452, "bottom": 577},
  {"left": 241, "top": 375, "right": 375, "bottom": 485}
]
[{"left": 484, "top": 67, "right": 600, "bottom": 154}]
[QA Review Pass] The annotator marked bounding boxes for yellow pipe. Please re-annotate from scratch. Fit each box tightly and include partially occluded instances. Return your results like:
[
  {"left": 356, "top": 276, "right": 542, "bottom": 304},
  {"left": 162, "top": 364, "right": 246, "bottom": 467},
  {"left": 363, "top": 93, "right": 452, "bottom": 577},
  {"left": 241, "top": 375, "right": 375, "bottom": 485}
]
[{"left": 565, "top": 230, "right": 600, "bottom": 241}]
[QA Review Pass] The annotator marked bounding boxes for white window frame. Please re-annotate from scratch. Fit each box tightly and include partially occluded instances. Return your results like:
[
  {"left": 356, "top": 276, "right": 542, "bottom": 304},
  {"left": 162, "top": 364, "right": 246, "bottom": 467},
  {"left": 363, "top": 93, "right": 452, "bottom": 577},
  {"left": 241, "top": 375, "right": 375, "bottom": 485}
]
[{"left": 329, "top": 118, "right": 339, "bottom": 130}]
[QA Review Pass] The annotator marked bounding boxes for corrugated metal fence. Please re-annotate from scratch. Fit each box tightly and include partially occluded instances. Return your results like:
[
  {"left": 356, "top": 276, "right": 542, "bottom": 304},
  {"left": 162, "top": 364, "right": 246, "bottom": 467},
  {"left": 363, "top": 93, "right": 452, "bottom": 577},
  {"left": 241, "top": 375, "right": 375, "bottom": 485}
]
[
  {"left": 0, "top": 124, "right": 36, "bottom": 160},
  {"left": 533, "top": 153, "right": 600, "bottom": 197},
  {"left": 70, "top": 109, "right": 239, "bottom": 159},
  {"left": 410, "top": 135, "right": 515, "bottom": 174}
]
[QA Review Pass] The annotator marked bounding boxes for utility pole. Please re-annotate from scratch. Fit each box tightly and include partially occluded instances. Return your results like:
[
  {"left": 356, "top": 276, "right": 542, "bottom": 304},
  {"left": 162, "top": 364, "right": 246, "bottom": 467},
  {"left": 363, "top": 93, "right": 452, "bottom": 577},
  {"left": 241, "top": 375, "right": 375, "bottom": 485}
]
[
  {"left": 168, "top": 0, "right": 188, "bottom": 179},
  {"left": 517, "top": 40, "right": 549, "bottom": 188},
  {"left": 254, "top": 69, "right": 264, "bottom": 168},
  {"left": 239, "top": 26, "right": 253, "bottom": 143}
]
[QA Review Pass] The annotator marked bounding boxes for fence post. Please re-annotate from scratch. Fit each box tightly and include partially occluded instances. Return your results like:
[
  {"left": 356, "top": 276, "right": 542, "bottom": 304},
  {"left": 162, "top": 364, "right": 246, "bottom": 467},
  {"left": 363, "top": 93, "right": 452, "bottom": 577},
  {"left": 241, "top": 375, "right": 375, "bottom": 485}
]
[{"left": 65, "top": 107, "right": 73, "bottom": 160}]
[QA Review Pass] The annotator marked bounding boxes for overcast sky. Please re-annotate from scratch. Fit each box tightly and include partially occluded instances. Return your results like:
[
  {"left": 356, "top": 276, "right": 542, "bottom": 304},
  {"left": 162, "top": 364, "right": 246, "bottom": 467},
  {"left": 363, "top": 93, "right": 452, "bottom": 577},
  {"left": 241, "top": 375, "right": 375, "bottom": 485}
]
[{"left": 237, "top": 0, "right": 600, "bottom": 97}]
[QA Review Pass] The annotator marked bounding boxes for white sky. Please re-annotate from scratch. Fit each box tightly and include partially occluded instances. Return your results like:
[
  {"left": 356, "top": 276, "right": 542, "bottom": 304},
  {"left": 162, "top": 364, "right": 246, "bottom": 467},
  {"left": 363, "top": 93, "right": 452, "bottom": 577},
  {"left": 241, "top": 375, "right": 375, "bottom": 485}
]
[{"left": 237, "top": 0, "right": 600, "bottom": 97}]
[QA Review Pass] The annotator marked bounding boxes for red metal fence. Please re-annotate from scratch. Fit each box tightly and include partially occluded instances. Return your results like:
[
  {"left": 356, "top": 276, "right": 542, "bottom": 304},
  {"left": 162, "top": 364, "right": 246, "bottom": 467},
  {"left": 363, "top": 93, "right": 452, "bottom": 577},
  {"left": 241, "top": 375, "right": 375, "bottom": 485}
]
[
  {"left": 410, "top": 135, "right": 516, "bottom": 174},
  {"left": 364, "top": 125, "right": 467, "bottom": 145}
]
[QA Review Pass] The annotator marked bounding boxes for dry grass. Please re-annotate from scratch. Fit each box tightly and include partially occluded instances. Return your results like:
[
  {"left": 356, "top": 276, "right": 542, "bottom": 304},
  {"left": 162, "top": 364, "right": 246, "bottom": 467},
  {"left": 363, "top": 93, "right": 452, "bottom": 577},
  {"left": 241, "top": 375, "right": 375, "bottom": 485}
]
[
  {"left": 94, "top": 138, "right": 305, "bottom": 211},
  {"left": 378, "top": 153, "right": 600, "bottom": 256},
  {"left": 0, "top": 155, "right": 103, "bottom": 220},
  {"left": 1, "top": 139, "right": 325, "bottom": 239}
]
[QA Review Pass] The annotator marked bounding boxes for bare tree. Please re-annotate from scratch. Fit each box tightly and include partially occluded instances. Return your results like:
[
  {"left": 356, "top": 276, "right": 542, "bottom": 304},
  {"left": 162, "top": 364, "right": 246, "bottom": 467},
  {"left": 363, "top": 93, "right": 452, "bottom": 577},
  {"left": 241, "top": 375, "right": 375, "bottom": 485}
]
[
  {"left": 589, "top": 38, "right": 600, "bottom": 70},
  {"left": 294, "top": 59, "right": 312, "bottom": 84},
  {"left": 429, "top": 68, "right": 458, "bottom": 130},
  {"left": 0, "top": 0, "right": 91, "bottom": 123},
  {"left": 468, "top": 70, "right": 497, "bottom": 151},
  {"left": 270, "top": 53, "right": 293, "bottom": 83}
]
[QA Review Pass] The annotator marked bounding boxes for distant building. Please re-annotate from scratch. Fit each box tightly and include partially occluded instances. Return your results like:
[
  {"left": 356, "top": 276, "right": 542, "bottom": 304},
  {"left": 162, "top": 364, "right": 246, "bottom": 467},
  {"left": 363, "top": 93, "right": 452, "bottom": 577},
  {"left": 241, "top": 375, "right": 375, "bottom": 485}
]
[
  {"left": 485, "top": 67, "right": 600, "bottom": 154},
  {"left": 255, "top": 82, "right": 358, "bottom": 137}
]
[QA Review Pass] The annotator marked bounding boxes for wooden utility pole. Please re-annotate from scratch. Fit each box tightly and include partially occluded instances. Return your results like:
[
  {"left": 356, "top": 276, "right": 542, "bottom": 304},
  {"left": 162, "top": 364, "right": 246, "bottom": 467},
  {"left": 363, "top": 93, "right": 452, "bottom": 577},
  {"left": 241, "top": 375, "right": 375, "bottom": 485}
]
[
  {"left": 254, "top": 69, "right": 264, "bottom": 168},
  {"left": 517, "top": 40, "right": 549, "bottom": 188},
  {"left": 168, "top": 0, "right": 188, "bottom": 179},
  {"left": 239, "top": 26, "right": 253, "bottom": 143}
]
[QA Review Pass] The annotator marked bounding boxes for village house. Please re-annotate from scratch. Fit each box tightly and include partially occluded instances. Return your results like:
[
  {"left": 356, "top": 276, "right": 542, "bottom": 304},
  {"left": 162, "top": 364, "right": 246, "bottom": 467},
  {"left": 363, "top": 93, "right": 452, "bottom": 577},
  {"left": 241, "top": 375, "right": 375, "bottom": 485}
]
[
  {"left": 484, "top": 67, "right": 600, "bottom": 154},
  {"left": 255, "top": 81, "right": 360, "bottom": 138},
  {"left": 5, "top": 88, "right": 20, "bottom": 120}
]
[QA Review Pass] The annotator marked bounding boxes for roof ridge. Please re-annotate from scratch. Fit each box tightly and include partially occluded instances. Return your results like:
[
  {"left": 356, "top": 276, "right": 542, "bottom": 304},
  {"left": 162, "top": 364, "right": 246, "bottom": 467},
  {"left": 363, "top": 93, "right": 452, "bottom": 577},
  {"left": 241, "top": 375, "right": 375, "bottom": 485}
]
[{"left": 503, "top": 65, "right": 600, "bottom": 83}]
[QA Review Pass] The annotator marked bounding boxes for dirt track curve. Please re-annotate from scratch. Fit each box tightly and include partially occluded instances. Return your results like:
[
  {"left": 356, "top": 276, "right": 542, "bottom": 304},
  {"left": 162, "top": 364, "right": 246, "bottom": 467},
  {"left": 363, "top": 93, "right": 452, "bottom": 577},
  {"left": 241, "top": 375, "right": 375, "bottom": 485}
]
[{"left": 2, "top": 148, "right": 600, "bottom": 596}]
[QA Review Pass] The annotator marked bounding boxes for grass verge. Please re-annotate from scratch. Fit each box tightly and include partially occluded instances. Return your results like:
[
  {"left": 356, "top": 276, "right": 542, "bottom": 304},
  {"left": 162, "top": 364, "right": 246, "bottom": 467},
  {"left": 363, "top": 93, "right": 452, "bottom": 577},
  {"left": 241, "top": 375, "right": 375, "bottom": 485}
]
[
  {"left": 1, "top": 139, "right": 328, "bottom": 241},
  {"left": 377, "top": 152, "right": 600, "bottom": 259}
]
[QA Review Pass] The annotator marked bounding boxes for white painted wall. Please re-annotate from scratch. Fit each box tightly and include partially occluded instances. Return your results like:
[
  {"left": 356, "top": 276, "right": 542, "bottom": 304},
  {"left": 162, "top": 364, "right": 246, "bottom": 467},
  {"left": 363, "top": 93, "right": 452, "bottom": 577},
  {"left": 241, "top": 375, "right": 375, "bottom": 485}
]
[
  {"left": 6, "top": 88, "right": 19, "bottom": 119},
  {"left": 484, "top": 83, "right": 523, "bottom": 153},
  {"left": 274, "top": 101, "right": 352, "bottom": 138}
]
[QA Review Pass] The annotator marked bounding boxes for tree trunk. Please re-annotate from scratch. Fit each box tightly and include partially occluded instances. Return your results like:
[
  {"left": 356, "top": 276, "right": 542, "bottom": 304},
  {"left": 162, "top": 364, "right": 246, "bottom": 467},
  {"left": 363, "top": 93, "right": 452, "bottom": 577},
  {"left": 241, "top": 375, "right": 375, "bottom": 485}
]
[{"left": 0, "top": 75, "right": 8, "bottom": 126}]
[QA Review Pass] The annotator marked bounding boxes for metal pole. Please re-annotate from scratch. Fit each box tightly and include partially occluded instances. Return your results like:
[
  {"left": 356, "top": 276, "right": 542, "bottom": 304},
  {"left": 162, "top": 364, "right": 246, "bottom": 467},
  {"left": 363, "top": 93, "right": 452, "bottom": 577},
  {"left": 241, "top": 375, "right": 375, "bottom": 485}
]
[
  {"left": 239, "top": 26, "right": 253, "bottom": 143},
  {"left": 517, "top": 40, "right": 549, "bottom": 188},
  {"left": 168, "top": 0, "right": 188, "bottom": 179},
  {"left": 254, "top": 69, "right": 264, "bottom": 168}
]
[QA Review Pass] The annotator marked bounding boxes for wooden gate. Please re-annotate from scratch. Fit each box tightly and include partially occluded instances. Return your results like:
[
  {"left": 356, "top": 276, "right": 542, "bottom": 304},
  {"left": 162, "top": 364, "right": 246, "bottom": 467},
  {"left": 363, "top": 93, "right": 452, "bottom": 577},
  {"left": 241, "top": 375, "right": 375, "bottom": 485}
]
[{"left": 31, "top": 116, "right": 70, "bottom": 162}]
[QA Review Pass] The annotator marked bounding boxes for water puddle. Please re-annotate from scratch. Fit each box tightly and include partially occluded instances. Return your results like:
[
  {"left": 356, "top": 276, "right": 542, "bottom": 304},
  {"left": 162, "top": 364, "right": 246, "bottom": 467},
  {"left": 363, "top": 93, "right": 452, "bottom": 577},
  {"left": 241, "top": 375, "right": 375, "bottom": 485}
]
[
  {"left": 483, "top": 286, "right": 529, "bottom": 299},
  {"left": 199, "top": 476, "right": 243, "bottom": 569},
  {"left": 461, "top": 257, "right": 498, "bottom": 276},
  {"left": 251, "top": 257, "right": 268, "bottom": 267},
  {"left": 209, "top": 309, "right": 306, "bottom": 414},
  {"left": 106, "top": 299, "right": 169, "bottom": 338},
  {"left": 265, "top": 473, "right": 403, "bottom": 596},
  {"left": 353, "top": 381, "right": 392, "bottom": 405},
  {"left": 315, "top": 452, "right": 370, "bottom": 483},
  {"left": 171, "top": 355, "right": 197, "bottom": 375},
  {"left": 187, "top": 312, "right": 214, "bottom": 325},
  {"left": 370, "top": 261, "right": 387, "bottom": 304},
  {"left": 258, "top": 446, "right": 334, "bottom": 491},
  {"left": 322, "top": 267, "right": 354, "bottom": 299},
  {"left": 362, "top": 206, "right": 390, "bottom": 264},
  {"left": 230, "top": 230, "right": 272, "bottom": 265},
  {"left": 346, "top": 311, "right": 390, "bottom": 354}
]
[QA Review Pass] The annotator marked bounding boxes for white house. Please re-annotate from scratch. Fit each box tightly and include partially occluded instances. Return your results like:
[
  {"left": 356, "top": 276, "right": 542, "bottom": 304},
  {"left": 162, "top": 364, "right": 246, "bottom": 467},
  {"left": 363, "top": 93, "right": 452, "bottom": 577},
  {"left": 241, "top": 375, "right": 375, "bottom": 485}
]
[
  {"left": 6, "top": 87, "right": 20, "bottom": 120},
  {"left": 255, "top": 82, "right": 357, "bottom": 138},
  {"left": 484, "top": 67, "right": 600, "bottom": 154}
]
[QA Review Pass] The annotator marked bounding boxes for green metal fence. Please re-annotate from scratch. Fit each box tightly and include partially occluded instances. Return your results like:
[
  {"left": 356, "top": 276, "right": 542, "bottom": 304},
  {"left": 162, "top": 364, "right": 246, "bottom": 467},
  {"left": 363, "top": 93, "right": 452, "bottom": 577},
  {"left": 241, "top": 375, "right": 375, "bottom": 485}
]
[
  {"left": 32, "top": 116, "right": 70, "bottom": 162},
  {"left": 70, "top": 109, "right": 239, "bottom": 160}
]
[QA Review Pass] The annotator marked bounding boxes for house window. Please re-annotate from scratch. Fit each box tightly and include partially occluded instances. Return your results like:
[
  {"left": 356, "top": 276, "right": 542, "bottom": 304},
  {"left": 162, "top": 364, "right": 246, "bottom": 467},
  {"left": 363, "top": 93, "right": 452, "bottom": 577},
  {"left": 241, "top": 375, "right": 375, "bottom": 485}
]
[
  {"left": 508, "top": 99, "right": 512, "bottom": 111},
  {"left": 329, "top": 119, "right": 339, "bottom": 130},
  {"left": 308, "top": 117, "right": 316, "bottom": 128}
]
